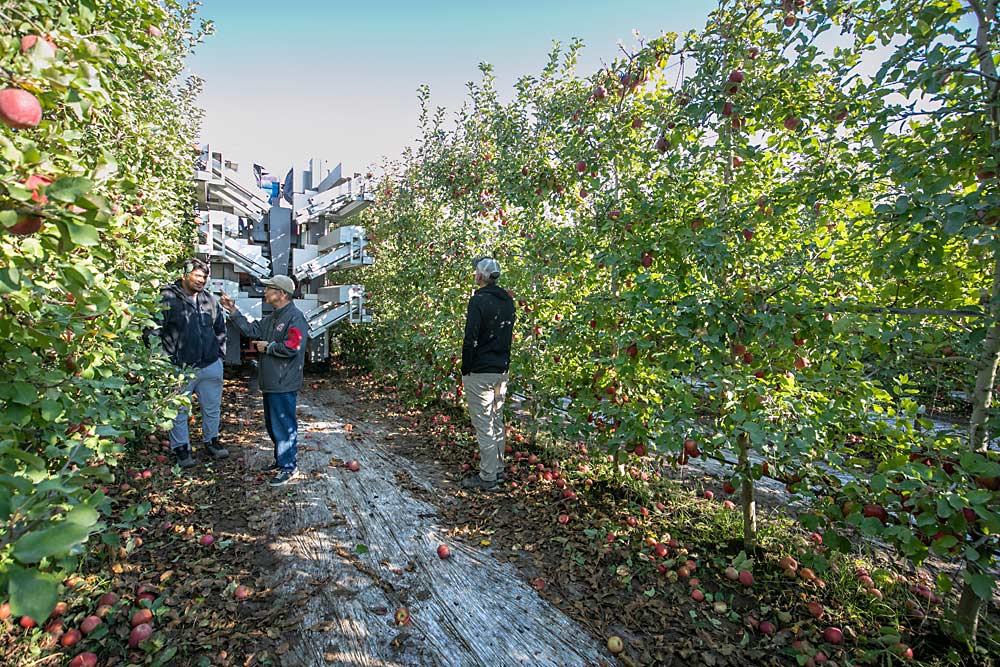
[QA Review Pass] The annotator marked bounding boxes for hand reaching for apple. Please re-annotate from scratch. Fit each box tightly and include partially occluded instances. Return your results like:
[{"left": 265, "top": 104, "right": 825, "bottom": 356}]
[{"left": 219, "top": 291, "right": 235, "bottom": 313}]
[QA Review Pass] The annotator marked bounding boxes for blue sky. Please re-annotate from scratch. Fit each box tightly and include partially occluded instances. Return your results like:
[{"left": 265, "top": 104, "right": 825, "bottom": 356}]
[{"left": 186, "top": 0, "right": 716, "bottom": 185}]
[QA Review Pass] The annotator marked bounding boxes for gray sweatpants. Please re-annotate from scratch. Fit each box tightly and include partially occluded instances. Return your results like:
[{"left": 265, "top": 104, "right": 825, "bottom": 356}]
[
  {"left": 463, "top": 372, "right": 508, "bottom": 482},
  {"left": 169, "top": 358, "right": 223, "bottom": 450}
]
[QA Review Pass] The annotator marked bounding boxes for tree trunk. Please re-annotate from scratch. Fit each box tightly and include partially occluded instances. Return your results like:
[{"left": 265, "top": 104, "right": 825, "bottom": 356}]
[
  {"left": 952, "top": 0, "right": 1000, "bottom": 643},
  {"left": 955, "top": 564, "right": 986, "bottom": 642},
  {"left": 738, "top": 433, "right": 757, "bottom": 553},
  {"left": 953, "top": 250, "right": 1000, "bottom": 641},
  {"left": 967, "top": 253, "right": 1000, "bottom": 454}
]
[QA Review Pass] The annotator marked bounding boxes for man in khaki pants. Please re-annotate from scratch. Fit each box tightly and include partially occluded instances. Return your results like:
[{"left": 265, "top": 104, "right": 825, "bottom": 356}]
[{"left": 461, "top": 257, "right": 516, "bottom": 491}]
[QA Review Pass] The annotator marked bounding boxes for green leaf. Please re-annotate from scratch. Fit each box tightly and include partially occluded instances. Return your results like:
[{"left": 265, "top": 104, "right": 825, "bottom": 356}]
[
  {"left": 9, "top": 382, "right": 36, "bottom": 406},
  {"left": 46, "top": 177, "right": 93, "bottom": 203},
  {"left": 39, "top": 400, "right": 63, "bottom": 421},
  {"left": 8, "top": 567, "right": 59, "bottom": 622},
  {"left": 65, "top": 505, "right": 99, "bottom": 527},
  {"left": 12, "top": 521, "right": 94, "bottom": 564},
  {"left": 154, "top": 646, "right": 178, "bottom": 666},
  {"left": 355, "top": 544, "right": 369, "bottom": 554},
  {"left": 66, "top": 221, "right": 102, "bottom": 246},
  {"left": 0, "top": 265, "right": 20, "bottom": 293},
  {"left": 965, "top": 573, "right": 996, "bottom": 600}
]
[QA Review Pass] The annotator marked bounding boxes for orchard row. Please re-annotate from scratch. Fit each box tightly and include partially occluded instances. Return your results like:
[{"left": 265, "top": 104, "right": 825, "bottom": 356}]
[{"left": 344, "top": 0, "right": 1000, "bottom": 643}]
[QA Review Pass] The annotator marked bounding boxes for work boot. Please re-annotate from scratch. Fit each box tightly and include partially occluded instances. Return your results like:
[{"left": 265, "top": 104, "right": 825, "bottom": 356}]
[
  {"left": 461, "top": 475, "right": 498, "bottom": 492},
  {"left": 206, "top": 437, "right": 229, "bottom": 460},
  {"left": 174, "top": 445, "right": 196, "bottom": 469}
]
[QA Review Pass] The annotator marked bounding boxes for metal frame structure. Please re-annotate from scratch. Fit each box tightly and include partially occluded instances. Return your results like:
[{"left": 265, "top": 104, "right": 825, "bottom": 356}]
[{"left": 193, "top": 145, "right": 374, "bottom": 363}]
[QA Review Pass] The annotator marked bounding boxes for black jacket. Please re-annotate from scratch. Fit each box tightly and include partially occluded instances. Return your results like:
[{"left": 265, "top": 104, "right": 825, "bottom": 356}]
[
  {"left": 461, "top": 284, "right": 515, "bottom": 375},
  {"left": 156, "top": 281, "right": 226, "bottom": 368}
]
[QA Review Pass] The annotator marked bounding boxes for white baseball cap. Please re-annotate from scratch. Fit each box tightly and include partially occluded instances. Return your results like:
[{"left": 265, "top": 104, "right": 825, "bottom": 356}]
[{"left": 472, "top": 257, "right": 500, "bottom": 280}]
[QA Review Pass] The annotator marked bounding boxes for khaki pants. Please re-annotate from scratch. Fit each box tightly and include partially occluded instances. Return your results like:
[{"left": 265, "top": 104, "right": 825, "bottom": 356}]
[{"left": 463, "top": 372, "right": 508, "bottom": 482}]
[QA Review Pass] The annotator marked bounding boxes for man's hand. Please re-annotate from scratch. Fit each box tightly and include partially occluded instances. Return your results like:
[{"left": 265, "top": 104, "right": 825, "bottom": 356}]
[
  {"left": 253, "top": 340, "right": 268, "bottom": 353},
  {"left": 219, "top": 291, "right": 236, "bottom": 313}
]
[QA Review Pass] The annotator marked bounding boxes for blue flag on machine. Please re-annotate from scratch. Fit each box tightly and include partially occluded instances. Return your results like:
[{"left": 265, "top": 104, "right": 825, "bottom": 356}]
[
  {"left": 282, "top": 168, "right": 294, "bottom": 205},
  {"left": 253, "top": 163, "right": 271, "bottom": 188}
]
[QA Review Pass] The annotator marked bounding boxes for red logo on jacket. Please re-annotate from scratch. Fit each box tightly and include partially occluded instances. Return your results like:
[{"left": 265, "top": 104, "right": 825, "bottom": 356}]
[{"left": 286, "top": 327, "right": 303, "bottom": 350}]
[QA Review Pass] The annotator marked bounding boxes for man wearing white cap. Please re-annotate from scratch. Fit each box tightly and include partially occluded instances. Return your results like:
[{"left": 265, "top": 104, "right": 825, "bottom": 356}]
[
  {"left": 461, "top": 257, "right": 516, "bottom": 491},
  {"left": 219, "top": 275, "right": 309, "bottom": 486}
]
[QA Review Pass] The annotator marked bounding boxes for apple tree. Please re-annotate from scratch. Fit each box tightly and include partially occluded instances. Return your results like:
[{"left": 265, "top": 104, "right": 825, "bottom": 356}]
[
  {"left": 344, "top": 0, "right": 999, "bottom": 645},
  {"left": 0, "top": 0, "right": 211, "bottom": 623}
]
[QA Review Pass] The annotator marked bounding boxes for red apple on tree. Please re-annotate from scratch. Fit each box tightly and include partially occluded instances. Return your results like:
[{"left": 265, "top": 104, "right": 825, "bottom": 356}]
[
  {"left": 863, "top": 504, "right": 889, "bottom": 524},
  {"left": 6, "top": 214, "right": 43, "bottom": 236},
  {"left": 20, "top": 34, "right": 57, "bottom": 55},
  {"left": 783, "top": 115, "right": 801, "bottom": 131},
  {"left": 0, "top": 88, "right": 43, "bottom": 129}
]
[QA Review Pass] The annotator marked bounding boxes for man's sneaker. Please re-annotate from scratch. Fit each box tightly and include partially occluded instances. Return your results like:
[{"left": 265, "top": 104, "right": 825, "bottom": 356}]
[
  {"left": 496, "top": 469, "right": 506, "bottom": 483},
  {"left": 259, "top": 461, "right": 280, "bottom": 472},
  {"left": 461, "top": 475, "right": 498, "bottom": 491},
  {"left": 206, "top": 437, "right": 229, "bottom": 460},
  {"left": 268, "top": 469, "right": 299, "bottom": 487},
  {"left": 174, "top": 446, "right": 196, "bottom": 469}
]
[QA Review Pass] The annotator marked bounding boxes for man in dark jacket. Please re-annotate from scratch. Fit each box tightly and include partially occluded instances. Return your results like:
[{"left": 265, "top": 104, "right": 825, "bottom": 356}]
[
  {"left": 461, "top": 257, "right": 515, "bottom": 491},
  {"left": 157, "top": 258, "right": 228, "bottom": 468},
  {"left": 220, "top": 275, "right": 308, "bottom": 486}
]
